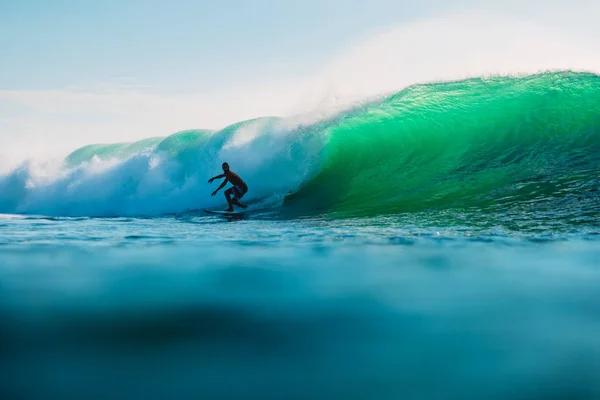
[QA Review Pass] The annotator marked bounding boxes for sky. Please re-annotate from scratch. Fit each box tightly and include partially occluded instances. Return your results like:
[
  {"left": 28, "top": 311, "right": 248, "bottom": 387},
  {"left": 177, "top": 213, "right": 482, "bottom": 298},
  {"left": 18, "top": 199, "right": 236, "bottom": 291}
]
[{"left": 1, "top": 0, "right": 599, "bottom": 165}]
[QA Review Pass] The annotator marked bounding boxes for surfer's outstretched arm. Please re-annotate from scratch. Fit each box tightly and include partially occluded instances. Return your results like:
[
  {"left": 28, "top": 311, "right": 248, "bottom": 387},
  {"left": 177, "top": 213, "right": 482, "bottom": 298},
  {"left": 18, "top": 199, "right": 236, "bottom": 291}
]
[
  {"left": 212, "top": 178, "right": 229, "bottom": 196},
  {"left": 208, "top": 174, "right": 225, "bottom": 184}
]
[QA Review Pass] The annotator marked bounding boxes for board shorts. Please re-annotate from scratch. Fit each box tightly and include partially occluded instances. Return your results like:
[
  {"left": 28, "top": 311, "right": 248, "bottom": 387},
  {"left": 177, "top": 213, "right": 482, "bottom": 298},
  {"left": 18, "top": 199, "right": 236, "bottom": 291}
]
[{"left": 232, "top": 185, "right": 248, "bottom": 200}]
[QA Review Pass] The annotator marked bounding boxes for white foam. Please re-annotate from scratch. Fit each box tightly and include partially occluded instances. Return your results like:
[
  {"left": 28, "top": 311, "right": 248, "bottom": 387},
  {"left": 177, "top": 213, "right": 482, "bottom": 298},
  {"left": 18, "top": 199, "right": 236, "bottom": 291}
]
[{"left": 0, "top": 116, "right": 330, "bottom": 216}]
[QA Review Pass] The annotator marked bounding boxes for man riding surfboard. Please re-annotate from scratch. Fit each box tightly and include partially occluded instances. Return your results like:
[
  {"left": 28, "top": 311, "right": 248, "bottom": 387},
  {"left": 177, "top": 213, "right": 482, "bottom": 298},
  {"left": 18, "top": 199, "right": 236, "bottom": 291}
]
[{"left": 208, "top": 162, "right": 248, "bottom": 212}]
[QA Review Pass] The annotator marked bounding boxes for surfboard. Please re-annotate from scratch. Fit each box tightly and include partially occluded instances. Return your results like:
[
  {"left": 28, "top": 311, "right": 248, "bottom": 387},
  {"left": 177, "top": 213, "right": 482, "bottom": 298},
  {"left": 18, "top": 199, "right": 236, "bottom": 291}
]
[{"left": 203, "top": 209, "right": 247, "bottom": 215}]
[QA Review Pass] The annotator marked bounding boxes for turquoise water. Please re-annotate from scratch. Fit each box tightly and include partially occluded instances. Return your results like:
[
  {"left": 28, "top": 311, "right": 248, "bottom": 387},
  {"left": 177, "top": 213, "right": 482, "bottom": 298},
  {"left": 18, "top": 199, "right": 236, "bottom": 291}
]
[
  {"left": 1, "top": 215, "right": 600, "bottom": 399},
  {"left": 1, "top": 71, "right": 600, "bottom": 399}
]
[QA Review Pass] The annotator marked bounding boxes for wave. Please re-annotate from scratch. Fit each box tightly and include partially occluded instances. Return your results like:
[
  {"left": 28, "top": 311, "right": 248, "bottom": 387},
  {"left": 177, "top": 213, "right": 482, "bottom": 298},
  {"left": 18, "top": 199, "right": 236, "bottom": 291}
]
[{"left": 1, "top": 71, "right": 599, "bottom": 219}]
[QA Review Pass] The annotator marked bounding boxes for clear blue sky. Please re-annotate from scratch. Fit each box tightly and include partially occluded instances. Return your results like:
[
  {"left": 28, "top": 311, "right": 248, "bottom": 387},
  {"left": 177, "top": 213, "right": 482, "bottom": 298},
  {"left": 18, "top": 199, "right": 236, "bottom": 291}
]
[{"left": 0, "top": 0, "right": 455, "bottom": 92}]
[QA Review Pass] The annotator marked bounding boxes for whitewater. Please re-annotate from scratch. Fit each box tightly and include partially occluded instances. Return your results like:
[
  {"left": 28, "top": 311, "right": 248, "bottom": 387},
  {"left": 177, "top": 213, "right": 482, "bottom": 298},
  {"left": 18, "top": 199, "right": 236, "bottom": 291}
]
[{"left": 2, "top": 71, "right": 600, "bottom": 400}]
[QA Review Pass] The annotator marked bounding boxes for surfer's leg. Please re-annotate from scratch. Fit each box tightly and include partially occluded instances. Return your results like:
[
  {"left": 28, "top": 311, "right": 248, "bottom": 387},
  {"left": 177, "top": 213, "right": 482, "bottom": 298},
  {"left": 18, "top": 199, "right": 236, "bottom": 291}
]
[
  {"left": 230, "top": 187, "right": 248, "bottom": 209},
  {"left": 224, "top": 188, "right": 234, "bottom": 212},
  {"left": 231, "top": 187, "right": 248, "bottom": 208},
  {"left": 232, "top": 199, "right": 247, "bottom": 208}
]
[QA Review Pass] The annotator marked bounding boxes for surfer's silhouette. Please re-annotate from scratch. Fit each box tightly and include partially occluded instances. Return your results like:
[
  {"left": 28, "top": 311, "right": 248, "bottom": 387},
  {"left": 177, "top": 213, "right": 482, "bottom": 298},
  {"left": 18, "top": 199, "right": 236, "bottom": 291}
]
[{"left": 208, "top": 162, "right": 248, "bottom": 212}]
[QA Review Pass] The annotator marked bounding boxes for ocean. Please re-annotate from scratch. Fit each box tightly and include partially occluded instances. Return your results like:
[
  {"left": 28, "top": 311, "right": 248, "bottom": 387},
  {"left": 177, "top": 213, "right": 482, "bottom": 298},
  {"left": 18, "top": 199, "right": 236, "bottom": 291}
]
[{"left": 1, "top": 71, "right": 599, "bottom": 399}]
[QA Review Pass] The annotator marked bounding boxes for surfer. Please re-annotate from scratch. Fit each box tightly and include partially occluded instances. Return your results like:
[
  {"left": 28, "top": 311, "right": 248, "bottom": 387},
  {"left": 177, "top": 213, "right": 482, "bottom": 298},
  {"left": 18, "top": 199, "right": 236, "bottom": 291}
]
[{"left": 208, "top": 162, "right": 249, "bottom": 212}]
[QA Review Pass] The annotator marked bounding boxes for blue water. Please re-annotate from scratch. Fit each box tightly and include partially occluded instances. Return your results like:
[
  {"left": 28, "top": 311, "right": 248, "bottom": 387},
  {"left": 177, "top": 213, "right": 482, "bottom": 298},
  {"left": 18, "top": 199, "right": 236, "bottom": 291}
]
[{"left": 1, "top": 213, "right": 599, "bottom": 400}]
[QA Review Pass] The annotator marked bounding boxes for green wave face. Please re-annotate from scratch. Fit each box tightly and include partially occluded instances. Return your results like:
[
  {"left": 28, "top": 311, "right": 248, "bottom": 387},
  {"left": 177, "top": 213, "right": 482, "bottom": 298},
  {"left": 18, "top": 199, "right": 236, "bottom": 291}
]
[{"left": 285, "top": 72, "right": 600, "bottom": 216}]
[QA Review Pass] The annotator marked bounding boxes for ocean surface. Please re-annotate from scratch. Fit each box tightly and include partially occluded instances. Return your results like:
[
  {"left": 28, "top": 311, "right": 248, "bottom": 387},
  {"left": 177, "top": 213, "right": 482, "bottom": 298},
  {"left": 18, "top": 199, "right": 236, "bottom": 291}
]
[{"left": 1, "top": 71, "right": 600, "bottom": 399}]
